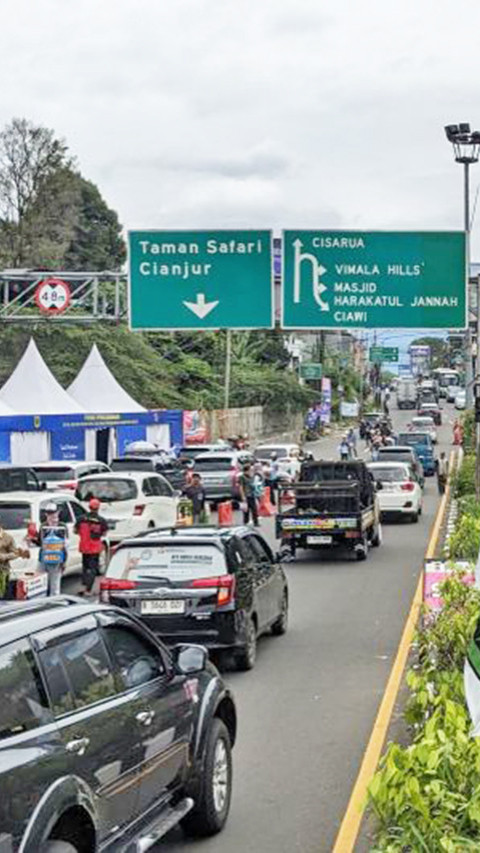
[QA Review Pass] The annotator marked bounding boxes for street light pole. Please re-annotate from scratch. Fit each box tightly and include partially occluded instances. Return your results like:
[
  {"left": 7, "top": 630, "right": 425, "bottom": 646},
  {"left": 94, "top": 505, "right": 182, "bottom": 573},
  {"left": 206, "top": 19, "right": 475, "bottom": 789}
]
[{"left": 445, "top": 123, "right": 480, "bottom": 409}]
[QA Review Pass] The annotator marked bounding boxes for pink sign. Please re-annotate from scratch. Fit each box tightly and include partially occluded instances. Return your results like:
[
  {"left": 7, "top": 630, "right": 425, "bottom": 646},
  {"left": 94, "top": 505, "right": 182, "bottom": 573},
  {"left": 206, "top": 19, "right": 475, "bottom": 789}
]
[
  {"left": 423, "top": 560, "right": 474, "bottom": 614},
  {"left": 183, "top": 410, "right": 209, "bottom": 445}
]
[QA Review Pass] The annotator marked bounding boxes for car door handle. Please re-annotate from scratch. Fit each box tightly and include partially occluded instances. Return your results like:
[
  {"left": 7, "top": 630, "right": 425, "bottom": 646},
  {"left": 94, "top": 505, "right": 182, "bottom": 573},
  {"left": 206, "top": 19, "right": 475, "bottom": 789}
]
[
  {"left": 65, "top": 737, "right": 90, "bottom": 755},
  {"left": 136, "top": 710, "right": 155, "bottom": 726}
]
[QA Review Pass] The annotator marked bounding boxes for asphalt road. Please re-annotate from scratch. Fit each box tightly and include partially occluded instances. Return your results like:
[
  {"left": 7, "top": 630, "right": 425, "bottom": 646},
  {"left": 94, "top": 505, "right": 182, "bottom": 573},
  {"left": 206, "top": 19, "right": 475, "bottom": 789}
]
[{"left": 153, "top": 403, "right": 456, "bottom": 853}]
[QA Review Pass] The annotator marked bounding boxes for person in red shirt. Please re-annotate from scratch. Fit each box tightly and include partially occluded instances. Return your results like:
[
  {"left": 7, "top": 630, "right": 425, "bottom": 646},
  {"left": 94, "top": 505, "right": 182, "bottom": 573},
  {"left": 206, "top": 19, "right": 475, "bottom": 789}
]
[{"left": 75, "top": 498, "right": 108, "bottom": 596}]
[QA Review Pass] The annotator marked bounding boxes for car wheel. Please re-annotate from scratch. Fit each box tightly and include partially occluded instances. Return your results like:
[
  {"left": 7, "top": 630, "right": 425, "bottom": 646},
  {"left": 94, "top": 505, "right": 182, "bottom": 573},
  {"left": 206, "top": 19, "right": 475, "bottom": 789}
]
[
  {"left": 371, "top": 523, "right": 382, "bottom": 547},
  {"left": 418, "top": 504, "right": 423, "bottom": 517},
  {"left": 236, "top": 616, "right": 257, "bottom": 670},
  {"left": 271, "top": 591, "right": 288, "bottom": 636},
  {"left": 410, "top": 511, "right": 419, "bottom": 523},
  {"left": 182, "top": 718, "right": 232, "bottom": 837},
  {"left": 40, "top": 843, "right": 79, "bottom": 853}
]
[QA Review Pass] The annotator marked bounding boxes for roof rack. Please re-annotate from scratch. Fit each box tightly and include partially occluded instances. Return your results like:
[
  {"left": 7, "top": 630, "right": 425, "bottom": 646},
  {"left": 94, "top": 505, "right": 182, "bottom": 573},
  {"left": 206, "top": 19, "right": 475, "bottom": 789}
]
[{"left": 0, "top": 595, "right": 84, "bottom": 622}]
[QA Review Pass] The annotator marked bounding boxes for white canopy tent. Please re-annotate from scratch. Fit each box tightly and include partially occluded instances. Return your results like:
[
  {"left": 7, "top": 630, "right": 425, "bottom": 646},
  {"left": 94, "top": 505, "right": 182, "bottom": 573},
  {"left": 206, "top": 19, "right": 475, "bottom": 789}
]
[
  {"left": 68, "top": 344, "right": 146, "bottom": 413},
  {"left": 0, "top": 339, "right": 85, "bottom": 463}
]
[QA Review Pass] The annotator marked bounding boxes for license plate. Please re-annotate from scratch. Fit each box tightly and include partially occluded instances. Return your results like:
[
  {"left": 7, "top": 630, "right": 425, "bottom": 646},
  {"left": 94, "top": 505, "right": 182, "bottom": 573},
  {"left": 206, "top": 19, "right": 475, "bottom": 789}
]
[
  {"left": 307, "top": 535, "right": 332, "bottom": 545},
  {"left": 141, "top": 600, "right": 185, "bottom": 615}
]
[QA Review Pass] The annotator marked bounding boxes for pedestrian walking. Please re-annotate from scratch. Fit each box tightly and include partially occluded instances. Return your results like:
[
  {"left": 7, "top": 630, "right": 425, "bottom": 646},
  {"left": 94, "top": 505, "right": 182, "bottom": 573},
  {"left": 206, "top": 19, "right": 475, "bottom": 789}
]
[
  {"left": 0, "top": 525, "right": 28, "bottom": 599},
  {"left": 238, "top": 462, "right": 259, "bottom": 527},
  {"left": 339, "top": 435, "right": 350, "bottom": 461},
  {"left": 347, "top": 428, "right": 357, "bottom": 458},
  {"left": 37, "top": 503, "right": 68, "bottom": 596},
  {"left": 267, "top": 451, "right": 281, "bottom": 506},
  {"left": 437, "top": 451, "right": 449, "bottom": 494},
  {"left": 182, "top": 472, "right": 207, "bottom": 524},
  {"left": 75, "top": 498, "right": 108, "bottom": 596}
]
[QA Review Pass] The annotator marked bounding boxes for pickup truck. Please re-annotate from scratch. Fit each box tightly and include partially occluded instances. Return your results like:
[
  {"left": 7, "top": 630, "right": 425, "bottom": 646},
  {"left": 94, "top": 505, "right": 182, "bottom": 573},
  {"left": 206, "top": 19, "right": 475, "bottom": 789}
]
[{"left": 276, "top": 460, "right": 382, "bottom": 561}]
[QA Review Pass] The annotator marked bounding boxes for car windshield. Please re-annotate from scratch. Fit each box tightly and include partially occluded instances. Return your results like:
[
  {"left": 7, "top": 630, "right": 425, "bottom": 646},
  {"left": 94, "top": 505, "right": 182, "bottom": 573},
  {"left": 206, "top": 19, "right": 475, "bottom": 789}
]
[
  {"left": 369, "top": 467, "right": 408, "bottom": 482},
  {"left": 412, "top": 418, "right": 434, "bottom": 427},
  {"left": 254, "top": 447, "right": 289, "bottom": 460},
  {"left": 32, "top": 466, "right": 75, "bottom": 481},
  {"left": 378, "top": 450, "right": 412, "bottom": 463},
  {"left": 399, "top": 433, "right": 429, "bottom": 446},
  {"left": 76, "top": 479, "right": 137, "bottom": 502},
  {"left": 111, "top": 459, "right": 153, "bottom": 472},
  {"left": 0, "top": 503, "right": 32, "bottom": 529},
  {"left": 107, "top": 543, "right": 228, "bottom": 581},
  {"left": 194, "top": 457, "right": 234, "bottom": 471}
]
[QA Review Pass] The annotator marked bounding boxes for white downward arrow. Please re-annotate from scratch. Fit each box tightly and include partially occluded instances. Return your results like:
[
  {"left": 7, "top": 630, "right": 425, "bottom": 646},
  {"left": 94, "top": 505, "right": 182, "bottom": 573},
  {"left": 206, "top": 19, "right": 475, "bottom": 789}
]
[{"left": 183, "top": 293, "right": 219, "bottom": 320}]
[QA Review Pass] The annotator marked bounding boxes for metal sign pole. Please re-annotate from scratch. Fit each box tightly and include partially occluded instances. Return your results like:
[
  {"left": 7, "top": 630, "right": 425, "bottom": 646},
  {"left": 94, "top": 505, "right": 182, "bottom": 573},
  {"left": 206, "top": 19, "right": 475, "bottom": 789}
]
[{"left": 224, "top": 329, "right": 232, "bottom": 410}]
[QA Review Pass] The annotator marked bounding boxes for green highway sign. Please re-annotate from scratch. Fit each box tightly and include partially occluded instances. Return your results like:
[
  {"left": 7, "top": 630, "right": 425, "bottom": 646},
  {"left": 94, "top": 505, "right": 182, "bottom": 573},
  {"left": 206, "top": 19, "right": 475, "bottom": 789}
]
[
  {"left": 369, "top": 346, "right": 399, "bottom": 362},
  {"left": 282, "top": 231, "right": 466, "bottom": 330},
  {"left": 128, "top": 230, "right": 273, "bottom": 330},
  {"left": 299, "top": 363, "right": 322, "bottom": 379}
]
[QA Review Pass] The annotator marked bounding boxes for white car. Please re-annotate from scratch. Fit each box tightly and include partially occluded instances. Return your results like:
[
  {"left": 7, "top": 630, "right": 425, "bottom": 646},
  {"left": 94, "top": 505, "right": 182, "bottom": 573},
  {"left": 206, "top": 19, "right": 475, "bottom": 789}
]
[
  {"left": 31, "top": 460, "right": 111, "bottom": 491},
  {"left": 446, "top": 385, "right": 458, "bottom": 403},
  {"left": 367, "top": 462, "right": 423, "bottom": 523},
  {"left": 455, "top": 389, "right": 467, "bottom": 410},
  {"left": 75, "top": 472, "right": 178, "bottom": 543},
  {"left": 254, "top": 443, "right": 302, "bottom": 478},
  {"left": 0, "top": 491, "right": 86, "bottom": 577},
  {"left": 409, "top": 416, "right": 437, "bottom": 444}
]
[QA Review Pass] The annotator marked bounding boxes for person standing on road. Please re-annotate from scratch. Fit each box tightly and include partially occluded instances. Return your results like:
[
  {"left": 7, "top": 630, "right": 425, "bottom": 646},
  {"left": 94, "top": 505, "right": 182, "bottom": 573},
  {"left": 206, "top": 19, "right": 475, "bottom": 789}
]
[
  {"left": 347, "top": 428, "right": 357, "bottom": 458},
  {"left": 0, "top": 525, "right": 28, "bottom": 599},
  {"left": 339, "top": 435, "right": 350, "bottom": 460},
  {"left": 37, "top": 503, "right": 68, "bottom": 597},
  {"left": 75, "top": 498, "right": 108, "bottom": 597},
  {"left": 437, "top": 451, "right": 449, "bottom": 494},
  {"left": 182, "top": 472, "right": 207, "bottom": 524},
  {"left": 239, "top": 462, "right": 259, "bottom": 527}
]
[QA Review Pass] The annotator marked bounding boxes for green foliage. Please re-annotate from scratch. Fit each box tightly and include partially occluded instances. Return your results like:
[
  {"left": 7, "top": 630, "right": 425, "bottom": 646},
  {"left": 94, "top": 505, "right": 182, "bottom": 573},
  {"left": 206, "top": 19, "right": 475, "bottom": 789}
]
[
  {"left": 0, "top": 325, "right": 311, "bottom": 413},
  {"left": 452, "top": 455, "right": 476, "bottom": 498},
  {"left": 0, "top": 117, "right": 126, "bottom": 271},
  {"left": 461, "top": 410, "right": 476, "bottom": 453},
  {"left": 369, "top": 573, "right": 480, "bottom": 852},
  {"left": 63, "top": 173, "right": 126, "bottom": 270},
  {"left": 449, "top": 515, "right": 480, "bottom": 561},
  {"left": 410, "top": 336, "right": 448, "bottom": 370}
]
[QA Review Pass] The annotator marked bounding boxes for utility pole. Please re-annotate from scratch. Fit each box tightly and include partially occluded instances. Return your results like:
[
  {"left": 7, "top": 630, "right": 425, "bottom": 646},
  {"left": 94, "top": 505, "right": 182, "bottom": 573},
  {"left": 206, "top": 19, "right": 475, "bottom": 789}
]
[{"left": 224, "top": 329, "right": 232, "bottom": 410}]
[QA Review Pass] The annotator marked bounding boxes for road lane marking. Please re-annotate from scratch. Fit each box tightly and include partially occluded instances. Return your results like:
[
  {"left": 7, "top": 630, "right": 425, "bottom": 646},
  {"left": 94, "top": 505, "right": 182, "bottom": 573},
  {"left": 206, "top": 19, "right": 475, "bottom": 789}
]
[{"left": 331, "top": 451, "right": 454, "bottom": 853}]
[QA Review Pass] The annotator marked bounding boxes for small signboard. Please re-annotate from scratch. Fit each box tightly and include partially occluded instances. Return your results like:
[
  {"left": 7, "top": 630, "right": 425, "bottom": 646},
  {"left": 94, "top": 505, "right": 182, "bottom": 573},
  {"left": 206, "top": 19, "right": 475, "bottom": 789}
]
[
  {"left": 34, "top": 278, "right": 71, "bottom": 315},
  {"left": 369, "top": 346, "right": 399, "bottom": 363},
  {"left": 299, "top": 363, "right": 322, "bottom": 380}
]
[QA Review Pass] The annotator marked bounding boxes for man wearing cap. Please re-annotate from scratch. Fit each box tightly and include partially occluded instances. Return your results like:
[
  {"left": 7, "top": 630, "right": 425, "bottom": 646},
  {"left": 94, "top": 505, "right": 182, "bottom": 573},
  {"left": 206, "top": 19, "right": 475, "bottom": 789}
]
[{"left": 75, "top": 498, "right": 109, "bottom": 596}]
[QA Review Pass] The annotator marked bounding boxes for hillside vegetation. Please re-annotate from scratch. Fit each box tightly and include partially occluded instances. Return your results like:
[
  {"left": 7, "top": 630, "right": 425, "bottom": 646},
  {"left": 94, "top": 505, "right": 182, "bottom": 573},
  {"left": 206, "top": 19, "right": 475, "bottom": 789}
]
[{"left": 0, "top": 324, "right": 312, "bottom": 412}]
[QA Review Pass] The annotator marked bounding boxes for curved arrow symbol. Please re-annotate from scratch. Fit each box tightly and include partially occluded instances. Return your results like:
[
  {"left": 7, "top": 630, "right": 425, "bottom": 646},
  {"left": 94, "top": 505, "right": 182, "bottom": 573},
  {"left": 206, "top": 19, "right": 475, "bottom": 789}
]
[{"left": 183, "top": 293, "right": 219, "bottom": 320}]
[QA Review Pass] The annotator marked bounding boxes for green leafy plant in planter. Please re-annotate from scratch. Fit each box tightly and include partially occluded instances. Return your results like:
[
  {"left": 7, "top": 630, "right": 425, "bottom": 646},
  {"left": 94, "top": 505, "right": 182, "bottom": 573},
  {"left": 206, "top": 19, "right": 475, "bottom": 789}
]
[{"left": 369, "top": 573, "right": 480, "bottom": 852}]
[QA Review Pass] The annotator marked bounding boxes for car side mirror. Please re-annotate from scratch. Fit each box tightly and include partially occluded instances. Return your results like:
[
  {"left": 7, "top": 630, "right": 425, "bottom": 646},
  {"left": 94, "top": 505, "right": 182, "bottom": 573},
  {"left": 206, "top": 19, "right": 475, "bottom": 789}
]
[
  {"left": 173, "top": 489, "right": 182, "bottom": 498},
  {"left": 172, "top": 644, "right": 208, "bottom": 675},
  {"left": 376, "top": 481, "right": 383, "bottom": 491}
]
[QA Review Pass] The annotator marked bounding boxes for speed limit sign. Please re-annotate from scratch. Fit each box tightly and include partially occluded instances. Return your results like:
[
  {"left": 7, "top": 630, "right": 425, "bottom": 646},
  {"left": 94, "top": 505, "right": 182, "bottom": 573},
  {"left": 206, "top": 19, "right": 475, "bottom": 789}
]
[{"left": 34, "top": 278, "right": 71, "bottom": 314}]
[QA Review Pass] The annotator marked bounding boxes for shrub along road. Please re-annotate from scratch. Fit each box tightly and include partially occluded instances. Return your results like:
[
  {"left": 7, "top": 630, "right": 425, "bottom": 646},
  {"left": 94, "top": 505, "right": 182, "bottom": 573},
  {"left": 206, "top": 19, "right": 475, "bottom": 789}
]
[{"left": 154, "top": 405, "right": 456, "bottom": 852}]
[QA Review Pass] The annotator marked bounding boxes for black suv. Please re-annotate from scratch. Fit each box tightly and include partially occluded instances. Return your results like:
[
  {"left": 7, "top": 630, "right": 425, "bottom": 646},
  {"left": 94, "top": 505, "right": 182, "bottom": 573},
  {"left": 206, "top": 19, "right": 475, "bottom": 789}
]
[
  {"left": 0, "top": 597, "right": 236, "bottom": 852},
  {"left": 99, "top": 526, "right": 289, "bottom": 671}
]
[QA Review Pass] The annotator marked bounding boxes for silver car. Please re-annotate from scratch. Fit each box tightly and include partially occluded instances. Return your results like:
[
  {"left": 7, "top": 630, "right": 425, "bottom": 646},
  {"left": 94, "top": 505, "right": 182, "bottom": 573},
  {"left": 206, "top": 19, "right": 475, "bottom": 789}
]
[{"left": 194, "top": 451, "right": 254, "bottom": 502}]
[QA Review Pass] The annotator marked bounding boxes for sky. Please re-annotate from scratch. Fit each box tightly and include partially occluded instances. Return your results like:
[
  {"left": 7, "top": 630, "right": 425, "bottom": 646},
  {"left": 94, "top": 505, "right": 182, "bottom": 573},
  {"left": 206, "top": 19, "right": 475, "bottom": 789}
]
[{"left": 0, "top": 0, "right": 479, "bottom": 358}]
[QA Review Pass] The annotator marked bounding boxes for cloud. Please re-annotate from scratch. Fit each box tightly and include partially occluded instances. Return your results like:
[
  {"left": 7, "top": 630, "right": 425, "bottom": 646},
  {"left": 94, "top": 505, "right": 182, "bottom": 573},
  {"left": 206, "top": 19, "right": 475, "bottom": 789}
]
[{"left": 0, "top": 0, "right": 479, "bottom": 257}]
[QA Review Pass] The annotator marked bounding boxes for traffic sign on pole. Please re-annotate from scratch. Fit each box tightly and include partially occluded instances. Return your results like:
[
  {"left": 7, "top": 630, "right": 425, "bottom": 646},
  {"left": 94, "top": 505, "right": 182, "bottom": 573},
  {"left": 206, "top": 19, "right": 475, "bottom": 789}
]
[
  {"left": 282, "top": 231, "right": 466, "bottom": 330},
  {"left": 128, "top": 230, "right": 273, "bottom": 330},
  {"left": 299, "top": 363, "right": 323, "bottom": 379},
  {"left": 369, "top": 346, "right": 399, "bottom": 362}
]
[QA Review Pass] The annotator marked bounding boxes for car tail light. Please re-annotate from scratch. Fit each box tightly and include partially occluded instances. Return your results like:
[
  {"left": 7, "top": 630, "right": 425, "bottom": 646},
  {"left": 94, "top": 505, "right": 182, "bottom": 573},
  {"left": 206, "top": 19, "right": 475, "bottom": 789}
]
[
  {"left": 192, "top": 574, "right": 236, "bottom": 607},
  {"left": 133, "top": 504, "right": 145, "bottom": 516},
  {"left": 99, "top": 578, "right": 137, "bottom": 603},
  {"left": 63, "top": 481, "right": 77, "bottom": 491},
  {"left": 401, "top": 481, "right": 415, "bottom": 491}
]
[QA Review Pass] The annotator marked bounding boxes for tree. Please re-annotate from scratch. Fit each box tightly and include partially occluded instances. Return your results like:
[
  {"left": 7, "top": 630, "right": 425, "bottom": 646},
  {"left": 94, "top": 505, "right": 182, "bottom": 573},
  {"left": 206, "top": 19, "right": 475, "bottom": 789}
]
[
  {"left": 0, "top": 118, "right": 71, "bottom": 265},
  {"left": 63, "top": 175, "right": 126, "bottom": 270},
  {"left": 410, "top": 336, "right": 447, "bottom": 369}
]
